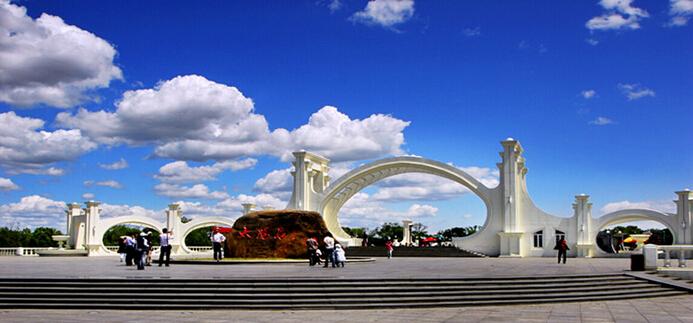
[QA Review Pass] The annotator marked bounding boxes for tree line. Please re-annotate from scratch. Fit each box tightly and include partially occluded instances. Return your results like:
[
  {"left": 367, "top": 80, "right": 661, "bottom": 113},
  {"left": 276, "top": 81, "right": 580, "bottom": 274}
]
[{"left": 343, "top": 223, "right": 480, "bottom": 246}]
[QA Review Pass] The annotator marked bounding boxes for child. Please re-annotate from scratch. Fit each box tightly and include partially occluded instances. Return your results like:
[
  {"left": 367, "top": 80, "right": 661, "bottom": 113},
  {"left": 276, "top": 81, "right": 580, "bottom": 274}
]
[
  {"left": 314, "top": 248, "right": 323, "bottom": 266},
  {"left": 334, "top": 244, "right": 346, "bottom": 268}
]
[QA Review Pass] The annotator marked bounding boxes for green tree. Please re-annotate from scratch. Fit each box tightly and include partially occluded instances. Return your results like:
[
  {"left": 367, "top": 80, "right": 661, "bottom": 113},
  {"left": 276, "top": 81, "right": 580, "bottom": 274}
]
[
  {"left": 185, "top": 227, "right": 212, "bottom": 246},
  {"left": 411, "top": 222, "right": 428, "bottom": 241},
  {"left": 102, "top": 225, "right": 160, "bottom": 246},
  {"left": 437, "top": 225, "right": 480, "bottom": 241},
  {"left": 0, "top": 227, "right": 63, "bottom": 247},
  {"left": 29, "top": 227, "right": 62, "bottom": 247},
  {"left": 369, "top": 222, "right": 403, "bottom": 245},
  {"left": 342, "top": 227, "right": 367, "bottom": 238}
]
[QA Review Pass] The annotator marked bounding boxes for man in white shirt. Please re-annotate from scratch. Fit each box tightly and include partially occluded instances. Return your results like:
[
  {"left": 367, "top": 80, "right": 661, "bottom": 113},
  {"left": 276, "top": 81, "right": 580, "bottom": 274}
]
[
  {"left": 158, "top": 228, "right": 173, "bottom": 267},
  {"left": 323, "top": 235, "right": 335, "bottom": 268},
  {"left": 211, "top": 230, "right": 226, "bottom": 262}
]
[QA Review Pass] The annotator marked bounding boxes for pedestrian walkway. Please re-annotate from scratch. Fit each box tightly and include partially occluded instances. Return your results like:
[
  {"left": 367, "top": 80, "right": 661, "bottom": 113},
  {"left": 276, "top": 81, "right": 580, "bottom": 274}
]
[
  {"left": 0, "top": 256, "right": 691, "bottom": 322},
  {"left": 0, "top": 256, "right": 633, "bottom": 279},
  {"left": 1, "top": 295, "right": 692, "bottom": 322}
]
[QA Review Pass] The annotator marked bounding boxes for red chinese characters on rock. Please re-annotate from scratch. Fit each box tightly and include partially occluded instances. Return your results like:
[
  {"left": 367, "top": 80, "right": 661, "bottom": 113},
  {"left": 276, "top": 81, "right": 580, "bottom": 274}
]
[{"left": 238, "top": 226, "right": 285, "bottom": 240}]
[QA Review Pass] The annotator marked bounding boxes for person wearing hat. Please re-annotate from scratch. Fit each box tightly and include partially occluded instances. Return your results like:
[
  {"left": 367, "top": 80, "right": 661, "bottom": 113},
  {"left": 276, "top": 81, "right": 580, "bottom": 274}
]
[{"left": 136, "top": 231, "right": 150, "bottom": 270}]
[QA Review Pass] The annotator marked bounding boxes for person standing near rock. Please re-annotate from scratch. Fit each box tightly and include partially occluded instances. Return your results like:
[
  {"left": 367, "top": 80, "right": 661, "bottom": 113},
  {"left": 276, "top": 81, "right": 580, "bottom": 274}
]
[
  {"left": 323, "top": 235, "right": 335, "bottom": 268},
  {"left": 212, "top": 229, "right": 226, "bottom": 262},
  {"left": 306, "top": 237, "right": 319, "bottom": 266}
]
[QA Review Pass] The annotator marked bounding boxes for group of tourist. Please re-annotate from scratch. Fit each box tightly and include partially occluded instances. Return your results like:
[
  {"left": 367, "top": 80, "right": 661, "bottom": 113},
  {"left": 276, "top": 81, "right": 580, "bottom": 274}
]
[
  {"left": 306, "top": 235, "right": 346, "bottom": 268},
  {"left": 117, "top": 228, "right": 174, "bottom": 270}
]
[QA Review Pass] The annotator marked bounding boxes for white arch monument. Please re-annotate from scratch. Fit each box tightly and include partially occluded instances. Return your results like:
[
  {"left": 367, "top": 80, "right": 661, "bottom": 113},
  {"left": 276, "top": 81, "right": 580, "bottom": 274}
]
[
  {"left": 60, "top": 138, "right": 692, "bottom": 257},
  {"left": 287, "top": 138, "right": 692, "bottom": 257}
]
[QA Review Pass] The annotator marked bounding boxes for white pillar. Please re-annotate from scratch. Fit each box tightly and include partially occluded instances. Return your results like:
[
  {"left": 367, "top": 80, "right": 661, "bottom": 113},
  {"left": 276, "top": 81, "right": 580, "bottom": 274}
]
[
  {"left": 66, "top": 202, "right": 82, "bottom": 249},
  {"left": 643, "top": 244, "right": 658, "bottom": 270},
  {"left": 574, "top": 194, "right": 593, "bottom": 257},
  {"left": 166, "top": 204, "right": 182, "bottom": 255},
  {"left": 242, "top": 203, "right": 256, "bottom": 215},
  {"left": 402, "top": 220, "right": 413, "bottom": 246},
  {"left": 497, "top": 138, "right": 526, "bottom": 257},
  {"left": 287, "top": 151, "right": 330, "bottom": 212},
  {"left": 675, "top": 189, "right": 692, "bottom": 244},
  {"left": 84, "top": 201, "right": 102, "bottom": 255}
]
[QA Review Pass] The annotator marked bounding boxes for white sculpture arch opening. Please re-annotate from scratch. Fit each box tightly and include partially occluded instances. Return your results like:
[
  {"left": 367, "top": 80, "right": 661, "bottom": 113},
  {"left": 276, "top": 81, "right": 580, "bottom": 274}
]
[
  {"left": 319, "top": 157, "right": 496, "bottom": 242},
  {"left": 179, "top": 217, "right": 235, "bottom": 253},
  {"left": 97, "top": 216, "right": 164, "bottom": 254}
]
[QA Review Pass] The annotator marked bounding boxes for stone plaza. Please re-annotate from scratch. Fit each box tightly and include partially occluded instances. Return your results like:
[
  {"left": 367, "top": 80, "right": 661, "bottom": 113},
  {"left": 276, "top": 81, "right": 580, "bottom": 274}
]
[{"left": 0, "top": 256, "right": 692, "bottom": 322}]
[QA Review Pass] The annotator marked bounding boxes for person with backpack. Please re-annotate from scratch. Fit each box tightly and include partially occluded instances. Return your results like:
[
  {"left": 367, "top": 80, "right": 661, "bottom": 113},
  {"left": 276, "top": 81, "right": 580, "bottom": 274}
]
[
  {"left": 136, "top": 231, "right": 150, "bottom": 270},
  {"left": 555, "top": 237, "right": 569, "bottom": 264}
]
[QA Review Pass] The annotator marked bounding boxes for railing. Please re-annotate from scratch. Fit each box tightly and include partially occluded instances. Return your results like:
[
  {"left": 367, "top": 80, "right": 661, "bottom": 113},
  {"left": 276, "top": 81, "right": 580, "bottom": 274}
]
[
  {"left": 105, "top": 245, "right": 212, "bottom": 253},
  {"left": 658, "top": 245, "right": 693, "bottom": 268},
  {"left": 187, "top": 246, "right": 213, "bottom": 253},
  {"left": 0, "top": 247, "right": 54, "bottom": 256}
]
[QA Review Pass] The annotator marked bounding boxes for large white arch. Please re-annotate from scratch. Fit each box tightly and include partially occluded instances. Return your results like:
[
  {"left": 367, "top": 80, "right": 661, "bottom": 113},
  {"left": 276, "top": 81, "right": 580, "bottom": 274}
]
[
  {"left": 179, "top": 217, "right": 235, "bottom": 253},
  {"left": 95, "top": 216, "right": 164, "bottom": 255},
  {"left": 319, "top": 156, "right": 496, "bottom": 242}
]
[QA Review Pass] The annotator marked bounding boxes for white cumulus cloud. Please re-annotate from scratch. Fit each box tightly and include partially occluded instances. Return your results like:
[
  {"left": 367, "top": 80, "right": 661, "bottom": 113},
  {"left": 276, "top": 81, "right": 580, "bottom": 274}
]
[
  {"left": 155, "top": 158, "right": 257, "bottom": 184},
  {"left": 0, "top": 0, "right": 122, "bottom": 107},
  {"left": 0, "top": 177, "right": 19, "bottom": 191},
  {"left": 586, "top": 0, "right": 648, "bottom": 31},
  {"left": 669, "top": 0, "right": 693, "bottom": 26},
  {"left": 84, "top": 180, "right": 123, "bottom": 189},
  {"left": 0, "top": 111, "right": 96, "bottom": 175},
  {"left": 618, "top": 83, "right": 655, "bottom": 100},
  {"left": 154, "top": 183, "right": 229, "bottom": 200},
  {"left": 0, "top": 195, "right": 65, "bottom": 228},
  {"left": 581, "top": 90, "right": 597, "bottom": 99},
  {"left": 599, "top": 200, "right": 676, "bottom": 215},
  {"left": 589, "top": 117, "right": 615, "bottom": 126},
  {"left": 99, "top": 158, "right": 128, "bottom": 170},
  {"left": 57, "top": 75, "right": 410, "bottom": 164},
  {"left": 351, "top": 0, "right": 415, "bottom": 29}
]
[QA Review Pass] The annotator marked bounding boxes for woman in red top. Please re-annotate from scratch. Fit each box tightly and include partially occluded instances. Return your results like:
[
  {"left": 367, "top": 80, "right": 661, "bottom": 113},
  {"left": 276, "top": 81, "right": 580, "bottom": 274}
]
[{"left": 385, "top": 240, "right": 394, "bottom": 259}]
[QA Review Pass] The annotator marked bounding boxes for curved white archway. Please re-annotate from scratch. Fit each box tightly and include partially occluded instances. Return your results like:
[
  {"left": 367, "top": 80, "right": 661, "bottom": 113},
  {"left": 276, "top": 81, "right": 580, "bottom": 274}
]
[
  {"left": 179, "top": 217, "right": 235, "bottom": 253},
  {"left": 595, "top": 209, "right": 678, "bottom": 234},
  {"left": 97, "top": 216, "right": 164, "bottom": 253},
  {"left": 593, "top": 209, "right": 678, "bottom": 256},
  {"left": 319, "top": 156, "right": 495, "bottom": 241}
]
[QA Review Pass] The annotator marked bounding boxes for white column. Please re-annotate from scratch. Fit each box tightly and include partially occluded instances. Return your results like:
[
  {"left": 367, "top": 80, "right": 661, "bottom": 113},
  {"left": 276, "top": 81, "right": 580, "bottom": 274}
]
[
  {"left": 242, "top": 203, "right": 256, "bottom": 215},
  {"left": 675, "top": 189, "right": 692, "bottom": 244},
  {"left": 497, "top": 138, "right": 525, "bottom": 257},
  {"left": 166, "top": 204, "right": 182, "bottom": 255},
  {"left": 84, "top": 201, "right": 102, "bottom": 255},
  {"left": 574, "top": 194, "right": 593, "bottom": 257},
  {"left": 402, "top": 220, "right": 413, "bottom": 246},
  {"left": 66, "top": 203, "right": 82, "bottom": 249},
  {"left": 288, "top": 151, "right": 330, "bottom": 212}
]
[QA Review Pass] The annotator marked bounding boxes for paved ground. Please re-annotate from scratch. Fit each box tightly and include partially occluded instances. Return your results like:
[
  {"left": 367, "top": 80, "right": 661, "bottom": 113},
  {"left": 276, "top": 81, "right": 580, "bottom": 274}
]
[
  {"left": 0, "top": 256, "right": 632, "bottom": 279},
  {"left": 2, "top": 296, "right": 693, "bottom": 323},
  {"left": 1, "top": 256, "right": 692, "bottom": 322}
]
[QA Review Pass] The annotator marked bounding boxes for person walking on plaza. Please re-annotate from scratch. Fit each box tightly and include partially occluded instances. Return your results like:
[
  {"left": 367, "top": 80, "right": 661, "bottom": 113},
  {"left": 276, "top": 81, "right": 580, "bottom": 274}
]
[
  {"left": 334, "top": 244, "right": 346, "bottom": 267},
  {"left": 306, "top": 237, "right": 319, "bottom": 266},
  {"left": 125, "top": 234, "right": 137, "bottom": 266},
  {"left": 212, "top": 229, "right": 226, "bottom": 262},
  {"left": 117, "top": 236, "right": 126, "bottom": 263},
  {"left": 555, "top": 237, "right": 569, "bottom": 264},
  {"left": 136, "top": 231, "right": 150, "bottom": 270},
  {"left": 385, "top": 239, "right": 394, "bottom": 259},
  {"left": 159, "top": 228, "right": 173, "bottom": 267},
  {"left": 145, "top": 232, "right": 153, "bottom": 266},
  {"left": 323, "top": 235, "right": 335, "bottom": 268}
]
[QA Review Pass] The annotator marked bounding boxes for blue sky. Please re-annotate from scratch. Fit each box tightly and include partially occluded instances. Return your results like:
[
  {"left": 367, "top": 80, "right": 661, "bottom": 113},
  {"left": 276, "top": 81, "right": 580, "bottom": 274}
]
[{"left": 0, "top": 0, "right": 691, "bottom": 233}]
